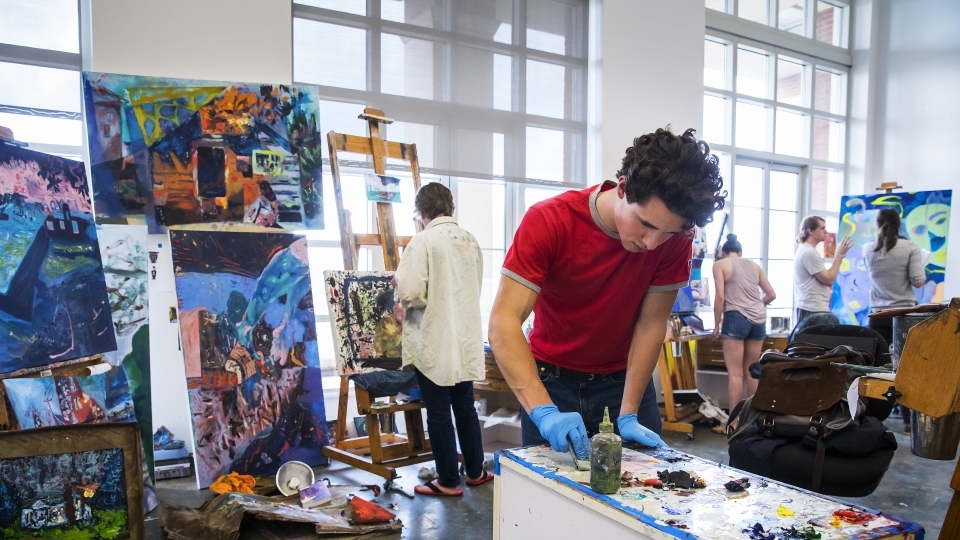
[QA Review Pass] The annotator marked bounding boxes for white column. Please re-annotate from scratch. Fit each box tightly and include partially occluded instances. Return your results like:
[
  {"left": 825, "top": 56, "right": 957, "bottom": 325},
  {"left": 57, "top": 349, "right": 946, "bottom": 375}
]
[{"left": 598, "top": 0, "right": 705, "bottom": 181}]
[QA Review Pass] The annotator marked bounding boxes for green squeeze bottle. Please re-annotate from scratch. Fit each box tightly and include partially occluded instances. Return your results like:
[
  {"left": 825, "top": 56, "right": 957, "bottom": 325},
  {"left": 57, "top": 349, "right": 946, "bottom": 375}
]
[{"left": 589, "top": 407, "right": 622, "bottom": 494}]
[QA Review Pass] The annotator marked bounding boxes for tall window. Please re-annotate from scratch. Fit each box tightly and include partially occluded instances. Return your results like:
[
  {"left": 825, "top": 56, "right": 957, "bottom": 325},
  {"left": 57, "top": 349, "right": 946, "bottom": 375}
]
[
  {"left": 701, "top": 30, "right": 848, "bottom": 326},
  {"left": 294, "top": 0, "right": 588, "bottom": 367},
  {"left": 707, "top": 0, "right": 849, "bottom": 48},
  {"left": 0, "top": 0, "right": 83, "bottom": 159}
]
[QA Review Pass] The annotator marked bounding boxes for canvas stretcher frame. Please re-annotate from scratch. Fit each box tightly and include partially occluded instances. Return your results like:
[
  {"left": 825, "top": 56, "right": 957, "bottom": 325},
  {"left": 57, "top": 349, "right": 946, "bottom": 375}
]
[{"left": 0, "top": 422, "right": 145, "bottom": 540}]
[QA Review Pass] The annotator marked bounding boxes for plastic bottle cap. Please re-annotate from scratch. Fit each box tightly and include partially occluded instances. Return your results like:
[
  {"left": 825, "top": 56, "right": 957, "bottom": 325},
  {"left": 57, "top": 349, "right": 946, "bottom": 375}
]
[
  {"left": 288, "top": 477, "right": 301, "bottom": 489},
  {"left": 599, "top": 406, "right": 614, "bottom": 433}
]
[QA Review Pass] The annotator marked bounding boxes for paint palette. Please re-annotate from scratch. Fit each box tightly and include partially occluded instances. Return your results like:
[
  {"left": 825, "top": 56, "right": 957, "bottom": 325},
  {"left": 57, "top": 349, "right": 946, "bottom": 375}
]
[{"left": 500, "top": 445, "right": 921, "bottom": 539}]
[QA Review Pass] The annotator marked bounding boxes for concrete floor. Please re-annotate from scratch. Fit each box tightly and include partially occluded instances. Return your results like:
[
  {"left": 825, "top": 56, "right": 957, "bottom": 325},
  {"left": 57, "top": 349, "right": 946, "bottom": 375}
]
[{"left": 147, "top": 417, "right": 956, "bottom": 539}]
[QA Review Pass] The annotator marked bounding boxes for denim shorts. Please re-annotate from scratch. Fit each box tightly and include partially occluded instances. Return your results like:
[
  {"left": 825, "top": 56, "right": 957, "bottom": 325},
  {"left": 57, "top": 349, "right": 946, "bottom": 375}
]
[{"left": 721, "top": 310, "right": 766, "bottom": 341}]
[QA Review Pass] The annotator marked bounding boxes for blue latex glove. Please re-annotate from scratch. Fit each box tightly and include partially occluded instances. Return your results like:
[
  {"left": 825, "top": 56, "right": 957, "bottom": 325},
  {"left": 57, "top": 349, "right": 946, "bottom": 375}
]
[
  {"left": 617, "top": 413, "right": 667, "bottom": 448},
  {"left": 529, "top": 405, "right": 590, "bottom": 457}
]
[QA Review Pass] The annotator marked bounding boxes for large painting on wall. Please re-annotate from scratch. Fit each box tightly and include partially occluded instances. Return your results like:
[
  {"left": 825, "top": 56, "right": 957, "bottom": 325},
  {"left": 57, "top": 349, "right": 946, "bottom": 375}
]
[
  {"left": 170, "top": 230, "right": 328, "bottom": 488},
  {"left": 832, "top": 190, "right": 952, "bottom": 325},
  {"left": 0, "top": 144, "right": 116, "bottom": 373},
  {"left": 82, "top": 72, "right": 324, "bottom": 233},
  {"left": 323, "top": 271, "right": 404, "bottom": 376}
]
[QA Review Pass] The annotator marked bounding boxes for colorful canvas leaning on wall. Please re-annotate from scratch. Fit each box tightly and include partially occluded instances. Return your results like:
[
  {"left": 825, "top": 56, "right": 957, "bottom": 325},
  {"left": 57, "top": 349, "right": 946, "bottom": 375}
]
[
  {"left": 324, "top": 271, "right": 404, "bottom": 376},
  {"left": 3, "top": 371, "right": 136, "bottom": 429},
  {"left": 82, "top": 72, "right": 324, "bottom": 233},
  {"left": 0, "top": 447, "right": 129, "bottom": 538},
  {"left": 170, "top": 230, "right": 328, "bottom": 488},
  {"left": 832, "top": 190, "right": 952, "bottom": 325},
  {"left": 0, "top": 144, "right": 116, "bottom": 373},
  {"left": 97, "top": 225, "right": 154, "bottom": 481}
]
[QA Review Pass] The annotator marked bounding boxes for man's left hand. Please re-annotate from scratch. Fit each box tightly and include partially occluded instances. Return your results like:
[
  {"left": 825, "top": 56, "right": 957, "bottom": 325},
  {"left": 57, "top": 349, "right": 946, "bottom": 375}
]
[{"left": 617, "top": 413, "right": 667, "bottom": 448}]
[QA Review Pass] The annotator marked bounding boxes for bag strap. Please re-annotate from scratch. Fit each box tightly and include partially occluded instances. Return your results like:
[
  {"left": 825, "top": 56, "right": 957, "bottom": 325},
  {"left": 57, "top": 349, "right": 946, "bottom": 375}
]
[
  {"left": 726, "top": 399, "right": 748, "bottom": 438},
  {"left": 812, "top": 436, "right": 826, "bottom": 492}
]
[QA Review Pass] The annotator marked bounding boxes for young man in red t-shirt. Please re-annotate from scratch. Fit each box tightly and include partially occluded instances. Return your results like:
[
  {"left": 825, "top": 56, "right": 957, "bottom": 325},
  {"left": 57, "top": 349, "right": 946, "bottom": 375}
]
[{"left": 489, "top": 128, "right": 726, "bottom": 456}]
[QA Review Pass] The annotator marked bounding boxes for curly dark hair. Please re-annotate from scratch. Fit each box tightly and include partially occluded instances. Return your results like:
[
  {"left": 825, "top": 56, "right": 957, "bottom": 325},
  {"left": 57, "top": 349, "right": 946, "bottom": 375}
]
[{"left": 616, "top": 127, "right": 726, "bottom": 229}]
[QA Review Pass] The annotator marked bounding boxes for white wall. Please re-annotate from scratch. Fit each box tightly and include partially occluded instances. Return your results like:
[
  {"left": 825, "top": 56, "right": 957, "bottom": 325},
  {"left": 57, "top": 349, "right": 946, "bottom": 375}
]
[
  {"left": 83, "top": 0, "right": 292, "bottom": 83},
  {"left": 850, "top": 0, "right": 960, "bottom": 299},
  {"left": 598, "top": 0, "right": 705, "bottom": 180},
  {"left": 81, "top": 0, "right": 293, "bottom": 452}
]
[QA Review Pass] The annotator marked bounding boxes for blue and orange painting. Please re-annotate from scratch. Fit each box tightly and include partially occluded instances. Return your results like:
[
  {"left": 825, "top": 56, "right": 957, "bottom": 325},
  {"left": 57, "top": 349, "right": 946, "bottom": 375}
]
[
  {"left": 170, "top": 230, "right": 328, "bottom": 488},
  {"left": 0, "top": 447, "right": 128, "bottom": 539},
  {"left": 82, "top": 72, "right": 324, "bottom": 233},
  {"left": 832, "top": 190, "right": 952, "bottom": 325},
  {"left": 0, "top": 144, "right": 116, "bottom": 373}
]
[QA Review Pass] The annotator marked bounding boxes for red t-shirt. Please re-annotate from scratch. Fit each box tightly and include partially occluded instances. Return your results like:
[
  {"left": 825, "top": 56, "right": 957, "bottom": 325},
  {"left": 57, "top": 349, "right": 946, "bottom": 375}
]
[{"left": 501, "top": 181, "right": 692, "bottom": 373}]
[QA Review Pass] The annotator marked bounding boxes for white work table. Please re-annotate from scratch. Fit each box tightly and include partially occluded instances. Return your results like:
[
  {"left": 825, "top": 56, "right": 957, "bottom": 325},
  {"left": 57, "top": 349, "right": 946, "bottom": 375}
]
[{"left": 493, "top": 445, "right": 922, "bottom": 540}]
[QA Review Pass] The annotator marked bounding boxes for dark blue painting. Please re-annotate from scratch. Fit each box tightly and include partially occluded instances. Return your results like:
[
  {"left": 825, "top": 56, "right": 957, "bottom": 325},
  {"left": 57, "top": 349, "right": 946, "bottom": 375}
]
[
  {"left": 170, "top": 230, "right": 327, "bottom": 488},
  {"left": 0, "top": 448, "right": 128, "bottom": 538},
  {"left": 0, "top": 144, "right": 116, "bottom": 373}
]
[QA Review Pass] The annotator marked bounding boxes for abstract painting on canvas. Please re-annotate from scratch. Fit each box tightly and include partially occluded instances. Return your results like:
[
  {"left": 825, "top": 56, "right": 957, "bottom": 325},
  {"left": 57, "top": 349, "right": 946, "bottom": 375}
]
[
  {"left": 0, "top": 144, "right": 116, "bottom": 373},
  {"left": 97, "top": 225, "right": 154, "bottom": 477},
  {"left": 171, "top": 230, "right": 328, "bottom": 487},
  {"left": 832, "top": 190, "right": 952, "bottom": 325},
  {"left": 0, "top": 448, "right": 129, "bottom": 538},
  {"left": 324, "top": 271, "right": 404, "bottom": 375},
  {"left": 82, "top": 72, "right": 324, "bottom": 233}
]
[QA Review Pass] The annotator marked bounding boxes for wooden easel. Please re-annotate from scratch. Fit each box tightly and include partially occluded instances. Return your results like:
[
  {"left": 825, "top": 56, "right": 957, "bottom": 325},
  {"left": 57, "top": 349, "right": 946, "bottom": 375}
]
[
  {"left": 657, "top": 335, "right": 708, "bottom": 439},
  {"left": 322, "top": 108, "right": 435, "bottom": 487}
]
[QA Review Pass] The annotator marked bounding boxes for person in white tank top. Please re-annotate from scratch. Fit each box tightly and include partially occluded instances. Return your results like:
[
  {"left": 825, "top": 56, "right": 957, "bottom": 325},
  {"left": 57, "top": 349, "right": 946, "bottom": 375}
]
[{"left": 712, "top": 234, "right": 777, "bottom": 421}]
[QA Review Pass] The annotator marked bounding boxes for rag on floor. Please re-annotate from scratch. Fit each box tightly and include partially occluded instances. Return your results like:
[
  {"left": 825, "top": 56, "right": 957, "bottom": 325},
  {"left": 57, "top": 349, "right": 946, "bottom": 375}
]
[{"left": 210, "top": 472, "right": 257, "bottom": 494}]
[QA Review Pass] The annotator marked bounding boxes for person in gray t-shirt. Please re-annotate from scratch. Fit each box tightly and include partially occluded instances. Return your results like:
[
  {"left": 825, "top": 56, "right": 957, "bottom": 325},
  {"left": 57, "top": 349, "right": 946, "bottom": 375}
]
[
  {"left": 862, "top": 208, "right": 926, "bottom": 341},
  {"left": 792, "top": 216, "right": 852, "bottom": 323}
]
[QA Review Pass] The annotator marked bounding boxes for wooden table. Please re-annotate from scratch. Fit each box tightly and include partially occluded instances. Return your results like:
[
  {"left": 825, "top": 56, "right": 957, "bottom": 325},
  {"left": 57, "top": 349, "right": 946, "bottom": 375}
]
[{"left": 493, "top": 444, "right": 923, "bottom": 539}]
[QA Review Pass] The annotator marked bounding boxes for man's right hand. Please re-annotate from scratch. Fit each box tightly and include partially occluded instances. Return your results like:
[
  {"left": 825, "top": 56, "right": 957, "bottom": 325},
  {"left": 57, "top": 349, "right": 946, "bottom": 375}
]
[
  {"left": 528, "top": 405, "right": 589, "bottom": 456},
  {"left": 836, "top": 236, "right": 853, "bottom": 257}
]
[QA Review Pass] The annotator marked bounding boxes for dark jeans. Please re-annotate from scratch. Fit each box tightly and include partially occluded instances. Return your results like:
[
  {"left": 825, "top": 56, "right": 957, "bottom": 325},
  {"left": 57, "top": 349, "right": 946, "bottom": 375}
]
[
  {"left": 867, "top": 316, "right": 911, "bottom": 423},
  {"left": 867, "top": 316, "right": 893, "bottom": 350},
  {"left": 796, "top": 308, "right": 814, "bottom": 324},
  {"left": 520, "top": 363, "right": 662, "bottom": 446},
  {"left": 414, "top": 368, "right": 484, "bottom": 488}
]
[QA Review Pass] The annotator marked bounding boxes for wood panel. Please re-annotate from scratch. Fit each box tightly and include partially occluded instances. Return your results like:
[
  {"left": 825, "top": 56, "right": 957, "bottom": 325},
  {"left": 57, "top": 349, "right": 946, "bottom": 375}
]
[
  {"left": 895, "top": 298, "right": 960, "bottom": 417},
  {"left": 0, "top": 423, "right": 144, "bottom": 539}
]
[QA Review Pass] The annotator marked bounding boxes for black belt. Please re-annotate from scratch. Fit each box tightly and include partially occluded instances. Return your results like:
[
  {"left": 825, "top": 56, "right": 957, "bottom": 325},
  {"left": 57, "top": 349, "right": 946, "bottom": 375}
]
[{"left": 536, "top": 360, "right": 626, "bottom": 382}]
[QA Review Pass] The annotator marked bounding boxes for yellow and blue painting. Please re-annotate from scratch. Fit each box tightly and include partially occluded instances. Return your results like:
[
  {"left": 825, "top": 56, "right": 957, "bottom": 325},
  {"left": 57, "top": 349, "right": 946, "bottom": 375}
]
[
  {"left": 0, "top": 144, "right": 116, "bottom": 373},
  {"left": 0, "top": 447, "right": 129, "bottom": 539},
  {"left": 833, "top": 190, "right": 952, "bottom": 325},
  {"left": 82, "top": 72, "right": 324, "bottom": 233},
  {"left": 170, "top": 230, "right": 328, "bottom": 488}
]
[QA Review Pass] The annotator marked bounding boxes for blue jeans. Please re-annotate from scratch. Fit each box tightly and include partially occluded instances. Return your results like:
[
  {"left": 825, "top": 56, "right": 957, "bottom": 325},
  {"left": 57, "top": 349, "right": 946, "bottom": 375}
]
[
  {"left": 520, "top": 363, "right": 662, "bottom": 446},
  {"left": 414, "top": 368, "right": 484, "bottom": 488},
  {"left": 721, "top": 310, "right": 766, "bottom": 341}
]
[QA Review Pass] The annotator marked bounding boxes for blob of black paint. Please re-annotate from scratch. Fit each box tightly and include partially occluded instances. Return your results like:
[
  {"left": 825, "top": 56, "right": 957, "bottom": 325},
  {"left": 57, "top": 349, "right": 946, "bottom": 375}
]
[
  {"left": 656, "top": 470, "right": 705, "bottom": 489},
  {"left": 724, "top": 477, "right": 751, "bottom": 492}
]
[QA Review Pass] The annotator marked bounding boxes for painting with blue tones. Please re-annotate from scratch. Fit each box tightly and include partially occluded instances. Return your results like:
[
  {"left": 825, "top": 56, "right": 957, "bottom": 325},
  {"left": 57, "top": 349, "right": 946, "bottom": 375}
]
[
  {"left": 3, "top": 371, "right": 137, "bottom": 430},
  {"left": 170, "top": 230, "right": 328, "bottom": 488},
  {"left": 832, "top": 190, "right": 952, "bottom": 325},
  {"left": 0, "top": 447, "right": 128, "bottom": 538},
  {"left": 0, "top": 144, "right": 116, "bottom": 373},
  {"left": 82, "top": 72, "right": 324, "bottom": 233}
]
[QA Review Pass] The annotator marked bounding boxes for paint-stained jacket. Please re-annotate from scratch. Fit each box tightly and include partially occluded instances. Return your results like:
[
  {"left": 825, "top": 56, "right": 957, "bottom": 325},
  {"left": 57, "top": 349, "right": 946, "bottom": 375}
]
[{"left": 396, "top": 216, "right": 485, "bottom": 386}]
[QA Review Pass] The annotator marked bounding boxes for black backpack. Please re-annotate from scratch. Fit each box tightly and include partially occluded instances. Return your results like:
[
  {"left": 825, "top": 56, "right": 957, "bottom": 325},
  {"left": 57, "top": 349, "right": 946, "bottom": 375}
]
[{"left": 727, "top": 345, "right": 893, "bottom": 491}]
